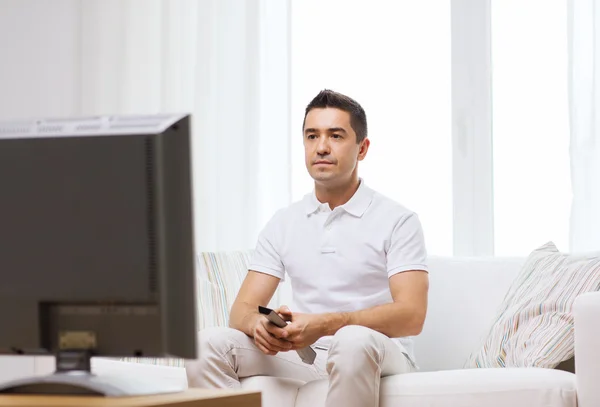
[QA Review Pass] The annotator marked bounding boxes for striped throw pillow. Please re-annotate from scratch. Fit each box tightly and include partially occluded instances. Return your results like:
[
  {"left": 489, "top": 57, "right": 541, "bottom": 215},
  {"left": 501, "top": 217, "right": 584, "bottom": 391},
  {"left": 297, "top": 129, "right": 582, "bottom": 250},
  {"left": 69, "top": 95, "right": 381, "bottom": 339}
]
[
  {"left": 196, "top": 250, "right": 255, "bottom": 329},
  {"left": 466, "top": 241, "right": 600, "bottom": 368}
]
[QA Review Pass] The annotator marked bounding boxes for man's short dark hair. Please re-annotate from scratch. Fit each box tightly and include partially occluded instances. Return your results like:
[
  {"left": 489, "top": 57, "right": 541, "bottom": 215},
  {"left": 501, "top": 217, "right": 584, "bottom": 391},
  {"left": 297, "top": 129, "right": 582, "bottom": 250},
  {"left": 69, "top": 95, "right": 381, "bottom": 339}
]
[{"left": 303, "top": 89, "right": 368, "bottom": 143}]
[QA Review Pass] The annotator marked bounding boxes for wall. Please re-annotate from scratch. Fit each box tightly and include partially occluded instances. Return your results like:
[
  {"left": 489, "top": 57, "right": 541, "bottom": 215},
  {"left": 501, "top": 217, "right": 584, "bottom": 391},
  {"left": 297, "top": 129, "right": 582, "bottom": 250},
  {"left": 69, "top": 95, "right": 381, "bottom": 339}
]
[{"left": 0, "top": 0, "right": 81, "bottom": 120}]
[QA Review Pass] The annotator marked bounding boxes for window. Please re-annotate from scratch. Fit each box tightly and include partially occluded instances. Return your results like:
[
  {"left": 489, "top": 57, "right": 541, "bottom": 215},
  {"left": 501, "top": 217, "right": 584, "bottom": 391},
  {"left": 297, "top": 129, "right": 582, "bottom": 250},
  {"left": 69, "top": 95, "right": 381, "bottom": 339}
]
[
  {"left": 290, "top": 0, "right": 572, "bottom": 257},
  {"left": 291, "top": 0, "right": 453, "bottom": 255},
  {"left": 491, "top": 0, "right": 571, "bottom": 255}
]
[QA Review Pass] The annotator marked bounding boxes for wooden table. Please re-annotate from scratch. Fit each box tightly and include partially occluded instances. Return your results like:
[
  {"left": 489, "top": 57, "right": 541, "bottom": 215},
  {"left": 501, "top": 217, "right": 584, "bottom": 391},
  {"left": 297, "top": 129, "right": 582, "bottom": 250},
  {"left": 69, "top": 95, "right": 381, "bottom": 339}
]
[{"left": 0, "top": 389, "right": 261, "bottom": 407}]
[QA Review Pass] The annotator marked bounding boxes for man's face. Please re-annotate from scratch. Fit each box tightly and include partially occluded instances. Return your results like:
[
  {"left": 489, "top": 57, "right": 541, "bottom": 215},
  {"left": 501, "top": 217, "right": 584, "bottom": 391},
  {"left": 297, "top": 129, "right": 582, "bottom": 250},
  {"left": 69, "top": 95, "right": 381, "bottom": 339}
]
[{"left": 303, "top": 107, "right": 369, "bottom": 186}]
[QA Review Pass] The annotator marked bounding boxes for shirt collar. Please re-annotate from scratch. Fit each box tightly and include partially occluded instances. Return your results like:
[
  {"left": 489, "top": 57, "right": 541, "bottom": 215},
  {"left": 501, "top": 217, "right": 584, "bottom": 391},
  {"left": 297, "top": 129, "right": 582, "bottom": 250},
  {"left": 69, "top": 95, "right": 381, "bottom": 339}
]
[{"left": 303, "top": 178, "right": 374, "bottom": 217}]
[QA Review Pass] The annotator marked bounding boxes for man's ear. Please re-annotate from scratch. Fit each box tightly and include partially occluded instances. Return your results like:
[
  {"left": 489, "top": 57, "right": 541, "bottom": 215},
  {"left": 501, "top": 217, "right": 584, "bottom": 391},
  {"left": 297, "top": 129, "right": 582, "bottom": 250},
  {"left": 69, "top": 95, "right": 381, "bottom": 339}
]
[{"left": 358, "top": 138, "right": 370, "bottom": 161}]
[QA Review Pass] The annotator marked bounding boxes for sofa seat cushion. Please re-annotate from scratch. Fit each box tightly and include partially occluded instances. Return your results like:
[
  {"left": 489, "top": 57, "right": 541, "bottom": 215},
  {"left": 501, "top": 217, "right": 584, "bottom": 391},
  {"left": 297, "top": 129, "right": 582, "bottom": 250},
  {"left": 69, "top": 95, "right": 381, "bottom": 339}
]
[
  {"left": 293, "top": 368, "right": 576, "bottom": 407},
  {"left": 241, "top": 376, "right": 305, "bottom": 407}
]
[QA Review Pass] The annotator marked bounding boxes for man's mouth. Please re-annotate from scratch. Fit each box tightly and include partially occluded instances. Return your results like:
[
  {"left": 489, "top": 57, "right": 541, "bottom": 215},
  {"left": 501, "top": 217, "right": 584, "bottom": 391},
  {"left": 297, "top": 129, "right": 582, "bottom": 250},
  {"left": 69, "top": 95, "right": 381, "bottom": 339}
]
[{"left": 314, "top": 160, "right": 334, "bottom": 165}]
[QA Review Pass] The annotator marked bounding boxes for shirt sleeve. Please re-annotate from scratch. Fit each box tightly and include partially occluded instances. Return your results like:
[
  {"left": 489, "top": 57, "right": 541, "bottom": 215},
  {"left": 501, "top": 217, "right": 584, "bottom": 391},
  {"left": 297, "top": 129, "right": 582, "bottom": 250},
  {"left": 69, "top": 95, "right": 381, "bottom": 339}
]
[
  {"left": 248, "top": 210, "right": 286, "bottom": 280},
  {"left": 386, "top": 212, "right": 429, "bottom": 277}
]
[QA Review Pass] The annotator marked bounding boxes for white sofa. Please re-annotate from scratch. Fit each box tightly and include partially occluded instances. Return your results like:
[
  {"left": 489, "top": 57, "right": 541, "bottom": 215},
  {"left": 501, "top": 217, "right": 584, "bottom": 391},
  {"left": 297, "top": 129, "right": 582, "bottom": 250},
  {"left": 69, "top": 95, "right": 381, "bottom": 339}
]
[{"left": 1, "top": 256, "right": 599, "bottom": 407}]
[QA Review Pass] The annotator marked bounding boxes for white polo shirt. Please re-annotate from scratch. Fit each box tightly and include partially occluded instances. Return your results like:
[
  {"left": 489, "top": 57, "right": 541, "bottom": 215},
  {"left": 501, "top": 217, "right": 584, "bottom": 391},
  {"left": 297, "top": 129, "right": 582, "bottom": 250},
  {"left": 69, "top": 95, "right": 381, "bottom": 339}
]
[{"left": 248, "top": 179, "right": 428, "bottom": 362}]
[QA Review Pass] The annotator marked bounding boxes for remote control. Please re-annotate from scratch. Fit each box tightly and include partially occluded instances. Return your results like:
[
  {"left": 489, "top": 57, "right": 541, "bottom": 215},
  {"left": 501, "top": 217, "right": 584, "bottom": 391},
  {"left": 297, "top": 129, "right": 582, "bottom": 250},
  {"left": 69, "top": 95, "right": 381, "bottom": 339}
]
[{"left": 258, "top": 306, "right": 317, "bottom": 365}]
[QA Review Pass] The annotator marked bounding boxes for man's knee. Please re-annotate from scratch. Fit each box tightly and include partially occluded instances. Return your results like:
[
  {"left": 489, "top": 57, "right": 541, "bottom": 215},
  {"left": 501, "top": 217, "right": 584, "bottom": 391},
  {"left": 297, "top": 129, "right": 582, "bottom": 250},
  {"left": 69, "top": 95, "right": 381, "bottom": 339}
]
[
  {"left": 330, "top": 325, "right": 379, "bottom": 353},
  {"left": 185, "top": 327, "right": 246, "bottom": 387},
  {"left": 197, "top": 326, "right": 246, "bottom": 355},
  {"left": 328, "top": 325, "right": 382, "bottom": 369}
]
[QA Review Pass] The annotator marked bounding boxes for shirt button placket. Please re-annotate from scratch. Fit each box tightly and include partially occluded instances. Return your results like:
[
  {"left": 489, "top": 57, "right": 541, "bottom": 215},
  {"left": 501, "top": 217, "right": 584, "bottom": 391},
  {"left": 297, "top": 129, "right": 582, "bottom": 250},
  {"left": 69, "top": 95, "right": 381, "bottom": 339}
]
[{"left": 321, "top": 214, "right": 335, "bottom": 252}]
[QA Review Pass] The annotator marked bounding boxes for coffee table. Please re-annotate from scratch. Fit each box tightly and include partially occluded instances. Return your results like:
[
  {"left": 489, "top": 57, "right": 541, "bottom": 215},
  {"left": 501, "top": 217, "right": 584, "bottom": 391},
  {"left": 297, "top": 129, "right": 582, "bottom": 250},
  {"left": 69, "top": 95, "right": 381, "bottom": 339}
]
[{"left": 0, "top": 389, "right": 260, "bottom": 407}]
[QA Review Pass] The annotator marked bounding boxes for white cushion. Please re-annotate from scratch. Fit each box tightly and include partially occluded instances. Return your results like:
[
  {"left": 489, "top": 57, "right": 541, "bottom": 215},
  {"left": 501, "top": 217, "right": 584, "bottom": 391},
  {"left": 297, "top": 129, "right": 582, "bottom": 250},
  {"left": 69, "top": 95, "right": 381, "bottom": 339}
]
[
  {"left": 293, "top": 368, "right": 576, "bottom": 407},
  {"left": 414, "top": 256, "right": 524, "bottom": 371}
]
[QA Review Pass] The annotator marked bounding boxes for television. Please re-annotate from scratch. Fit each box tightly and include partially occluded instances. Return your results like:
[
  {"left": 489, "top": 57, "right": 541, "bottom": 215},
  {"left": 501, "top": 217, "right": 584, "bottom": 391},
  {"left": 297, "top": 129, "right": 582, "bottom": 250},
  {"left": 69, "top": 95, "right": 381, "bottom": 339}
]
[{"left": 0, "top": 113, "right": 197, "bottom": 396}]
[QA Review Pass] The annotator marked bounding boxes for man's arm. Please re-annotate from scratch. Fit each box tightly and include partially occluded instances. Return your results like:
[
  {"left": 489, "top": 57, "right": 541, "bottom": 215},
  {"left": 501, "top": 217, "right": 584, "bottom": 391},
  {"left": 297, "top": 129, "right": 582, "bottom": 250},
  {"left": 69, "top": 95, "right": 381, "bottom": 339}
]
[
  {"left": 323, "top": 270, "right": 429, "bottom": 338},
  {"left": 229, "top": 270, "right": 281, "bottom": 337}
]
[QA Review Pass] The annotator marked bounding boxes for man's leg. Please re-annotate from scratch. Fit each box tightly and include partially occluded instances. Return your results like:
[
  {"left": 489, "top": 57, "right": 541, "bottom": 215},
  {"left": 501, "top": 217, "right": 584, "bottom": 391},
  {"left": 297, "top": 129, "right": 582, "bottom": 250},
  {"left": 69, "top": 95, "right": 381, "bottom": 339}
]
[
  {"left": 185, "top": 327, "right": 327, "bottom": 388},
  {"left": 325, "top": 325, "right": 415, "bottom": 407}
]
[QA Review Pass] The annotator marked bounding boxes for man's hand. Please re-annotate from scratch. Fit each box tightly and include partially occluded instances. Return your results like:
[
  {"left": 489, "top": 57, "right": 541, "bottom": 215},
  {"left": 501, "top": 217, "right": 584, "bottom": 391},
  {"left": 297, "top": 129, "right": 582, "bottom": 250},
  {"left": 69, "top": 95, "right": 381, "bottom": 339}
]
[
  {"left": 279, "top": 306, "right": 327, "bottom": 349},
  {"left": 251, "top": 312, "right": 293, "bottom": 355}
]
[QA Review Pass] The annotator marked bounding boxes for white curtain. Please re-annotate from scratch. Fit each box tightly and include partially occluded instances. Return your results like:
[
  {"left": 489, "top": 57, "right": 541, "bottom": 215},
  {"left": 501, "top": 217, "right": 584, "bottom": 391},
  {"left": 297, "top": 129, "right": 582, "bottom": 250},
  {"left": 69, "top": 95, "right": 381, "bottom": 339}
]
[
  {"left": 568, "top": 0, "right": 600, "bottom": 253},
  {"left": 0, "top": 0, "right": 291, "bottom": 252}
]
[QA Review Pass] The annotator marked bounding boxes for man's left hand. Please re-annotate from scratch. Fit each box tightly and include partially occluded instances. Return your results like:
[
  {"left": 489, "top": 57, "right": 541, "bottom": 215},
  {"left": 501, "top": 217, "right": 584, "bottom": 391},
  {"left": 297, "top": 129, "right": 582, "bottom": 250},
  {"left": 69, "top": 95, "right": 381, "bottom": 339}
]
[{"left": 278, "top": 306, "right": 326, "bottom": 349}]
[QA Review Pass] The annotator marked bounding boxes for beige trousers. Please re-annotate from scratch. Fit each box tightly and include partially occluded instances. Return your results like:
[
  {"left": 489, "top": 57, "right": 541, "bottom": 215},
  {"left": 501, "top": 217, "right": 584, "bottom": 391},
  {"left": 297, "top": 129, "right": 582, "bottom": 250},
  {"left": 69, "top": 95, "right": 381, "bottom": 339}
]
[{"left": 185, "top": 325, "right": 415, "bottom": 407}]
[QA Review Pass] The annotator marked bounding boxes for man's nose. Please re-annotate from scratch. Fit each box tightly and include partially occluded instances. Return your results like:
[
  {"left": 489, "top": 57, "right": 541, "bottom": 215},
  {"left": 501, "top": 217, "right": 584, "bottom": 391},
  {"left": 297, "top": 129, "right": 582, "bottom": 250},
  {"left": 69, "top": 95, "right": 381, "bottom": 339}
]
[{"left": 316, "top": 136, "right": 330, "bottom": 155}]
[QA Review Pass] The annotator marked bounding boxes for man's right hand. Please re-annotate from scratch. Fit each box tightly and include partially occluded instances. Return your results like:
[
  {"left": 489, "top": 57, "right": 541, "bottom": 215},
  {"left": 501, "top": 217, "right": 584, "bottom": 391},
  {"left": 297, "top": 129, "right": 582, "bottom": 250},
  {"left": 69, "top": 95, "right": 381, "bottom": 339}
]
[{"left": 252, "top": 314, "right": 293, "bottom": 355}]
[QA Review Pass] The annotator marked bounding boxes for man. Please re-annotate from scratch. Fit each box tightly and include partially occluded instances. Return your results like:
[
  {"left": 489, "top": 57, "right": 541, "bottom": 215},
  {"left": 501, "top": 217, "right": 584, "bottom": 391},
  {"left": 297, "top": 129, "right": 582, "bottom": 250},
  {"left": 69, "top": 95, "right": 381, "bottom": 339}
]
[{"left": 186, "top": 90, "right": 429, "bottom": 407}]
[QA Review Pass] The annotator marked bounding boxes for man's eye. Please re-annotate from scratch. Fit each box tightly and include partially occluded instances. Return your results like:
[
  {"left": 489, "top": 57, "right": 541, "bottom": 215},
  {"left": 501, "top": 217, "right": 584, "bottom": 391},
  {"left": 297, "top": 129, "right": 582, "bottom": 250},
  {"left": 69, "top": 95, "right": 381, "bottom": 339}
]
[
  {"left": 307, "top": 135, "right": 317, "bottom": 139},
  {"left": 332, "top": 134, "right": 341, "bottom": 139}
]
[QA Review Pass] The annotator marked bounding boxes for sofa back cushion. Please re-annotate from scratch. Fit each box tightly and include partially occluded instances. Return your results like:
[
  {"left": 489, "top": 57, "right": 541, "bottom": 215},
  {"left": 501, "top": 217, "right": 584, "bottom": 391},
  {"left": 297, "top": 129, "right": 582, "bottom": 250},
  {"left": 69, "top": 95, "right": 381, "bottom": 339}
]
[
  {"left": 413, "top": 256, "right": 525, "bottom": 371},
  {"left": 195, "top": 251, "right": 529, "bottom": 372}
]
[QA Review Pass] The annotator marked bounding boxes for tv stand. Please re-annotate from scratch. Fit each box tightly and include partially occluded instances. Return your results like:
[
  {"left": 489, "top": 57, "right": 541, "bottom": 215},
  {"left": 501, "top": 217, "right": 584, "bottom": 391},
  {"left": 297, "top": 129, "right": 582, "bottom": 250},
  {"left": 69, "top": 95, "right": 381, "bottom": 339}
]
[{"left": 0, "top": 351, "right": 183, "bottom": 397}]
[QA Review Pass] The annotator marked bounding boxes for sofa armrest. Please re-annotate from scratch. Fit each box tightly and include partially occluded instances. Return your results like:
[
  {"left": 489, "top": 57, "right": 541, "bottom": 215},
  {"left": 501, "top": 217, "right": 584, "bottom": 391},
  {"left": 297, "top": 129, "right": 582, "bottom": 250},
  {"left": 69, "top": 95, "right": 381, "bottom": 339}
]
[{"left": 574, "top": 291, "right": 600, "bottom": 407}]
